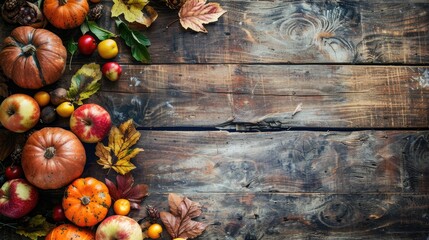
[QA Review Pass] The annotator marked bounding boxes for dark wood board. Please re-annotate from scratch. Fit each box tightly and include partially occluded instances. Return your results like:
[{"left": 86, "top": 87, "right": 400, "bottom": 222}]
[
  {"left": 43, "top": 64, "right": 429, "bottom": 129},
  {"left": 0, "top": 0, "right": 428, "bottom": 239}
]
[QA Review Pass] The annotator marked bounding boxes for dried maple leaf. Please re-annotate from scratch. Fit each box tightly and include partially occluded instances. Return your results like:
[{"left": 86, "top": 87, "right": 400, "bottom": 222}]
[
  {"left": 179, "top": 0, "right": 226, "bottom": 33},
  {"left": 105, "top": 173, "right": 149, "bottom": 209},
  {"left": 111, "top": 0, "right": 158, "bottom": 27},
  {"left": 96, "top": 119, "right": 144, "bottom": 175},
  {"left": 160, "top": 193, "right": 208, "bottom": 239}
]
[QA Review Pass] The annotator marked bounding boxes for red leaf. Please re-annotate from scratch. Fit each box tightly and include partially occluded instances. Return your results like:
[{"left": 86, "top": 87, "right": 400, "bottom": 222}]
[{"left": 105, "top": 173, "right": 149, "bottom": 209}]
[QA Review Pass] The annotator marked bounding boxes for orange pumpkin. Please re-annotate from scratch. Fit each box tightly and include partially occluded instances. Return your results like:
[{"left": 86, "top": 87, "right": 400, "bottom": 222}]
[
  {"left": 45, "top": 224, "right": 95, "bottom": 240},
  {"left": 21, "top": 127, "right": 86, "bottom": 190},
  {"left": 43, "top": 0, "right": 89, "bottom": 29},
  {"left": 63, "top": 177, "right": 112, "bottom": 227},
  {"left": 0, "top": 26, "right": 66, "bottom": 89}
]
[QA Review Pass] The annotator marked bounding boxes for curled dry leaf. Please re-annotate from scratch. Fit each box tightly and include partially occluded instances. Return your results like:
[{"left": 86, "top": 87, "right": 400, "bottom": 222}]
[
  {"left": 160, "top": 193, "right": 208, "bottom": 239},
  {"left": 179, "top": 0, "right": 226, "bottom": 33},
  {"left": 105, "top": 173, "right": 149, "bottom": 209}
]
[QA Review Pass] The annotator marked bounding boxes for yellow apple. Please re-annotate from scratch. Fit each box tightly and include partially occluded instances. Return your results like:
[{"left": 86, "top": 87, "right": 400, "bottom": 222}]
[{"left": 0, "top": 93, "right": 40, "bottom": 132}]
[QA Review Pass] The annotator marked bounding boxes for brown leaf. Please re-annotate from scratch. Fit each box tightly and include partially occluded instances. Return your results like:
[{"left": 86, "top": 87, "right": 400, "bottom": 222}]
[
  {"left": 160, "top": 193, "right": 208, "bottom": 239},
  {"left": 178, "top": 0, "right": 226, "bottom": 33},
  {"left": 0, "top": 131, "right": 25, "bottom": 162},
  {"left": 105, "top": 173, "right": 149, "bottom": 209}
]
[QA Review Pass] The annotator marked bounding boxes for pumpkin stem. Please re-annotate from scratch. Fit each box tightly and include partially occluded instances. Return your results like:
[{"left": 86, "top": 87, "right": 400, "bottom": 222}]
[
  {"left": 44, "top": 147, "right": 56, "bottom": 159},
  {"left": 81, "top": 196, "right": 91, "bottom": 205},
  {"left": 59, "top": 0, "right": 67, "bottom": 5},
  {"left": 21, "top": 44, "right": 37, "bottom": 56}
]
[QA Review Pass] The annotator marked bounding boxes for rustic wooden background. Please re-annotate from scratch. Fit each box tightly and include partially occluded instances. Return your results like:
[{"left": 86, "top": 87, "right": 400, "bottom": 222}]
[{"left": 1, "top": 0, "right": 429, "bottom": 239}]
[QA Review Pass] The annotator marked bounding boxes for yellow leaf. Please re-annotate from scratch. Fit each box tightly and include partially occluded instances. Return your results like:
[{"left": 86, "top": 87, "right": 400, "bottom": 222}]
[
  {"left": 96, "top": 119, "right": 143, "bottom": 175},
  {"left": 95, "top": 143, "right": 113, "bottom": 169},
  {"left": 113, "top": 159, "right": 137, "bottom": 175},
  {"left": 119, "top": 119, "right": 142, "bottom": 150},
  {"left": 111, "top": 0, "right": 156, "bottom": 27},
  {"left": 179, "top": 0, "right": 226, "bottom": 33}
]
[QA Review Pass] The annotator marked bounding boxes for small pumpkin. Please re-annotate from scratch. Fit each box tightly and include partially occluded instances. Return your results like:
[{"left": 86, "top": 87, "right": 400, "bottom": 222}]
[
  {"left": 63, "top": 177, "right": 112, "bottom": 227},
  {"left": 43, "top": 0, "right": 89, "bottom": 29},
  {"left": 45, "top": 223, "right": 95, "bottom": 240},
  {"left": 21, "top": 127, "right": 86, "bottom": 190},
  {"left": 0, "top": 26, "right": 67, "bottom": 89}
]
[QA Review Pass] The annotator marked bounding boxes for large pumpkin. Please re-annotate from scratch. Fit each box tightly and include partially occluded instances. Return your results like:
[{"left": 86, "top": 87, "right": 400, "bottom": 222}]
[
  {"left": 63, "top": 177, "right": 112, "bottom": 227},
  {"left": 45, "top": 224, "right": 95, "bottom": 240},
  {"left": 0, "top": 26, "right": 66, "bottom": 89},
  {"left": 43, "top": 0, "right": 89, "bottom": 29},
  {"left": 21, "top": 127, "right": 86, "bottom": 190}
]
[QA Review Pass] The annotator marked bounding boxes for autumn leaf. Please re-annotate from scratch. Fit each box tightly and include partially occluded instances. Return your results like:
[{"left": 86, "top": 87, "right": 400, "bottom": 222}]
[
  {"left": 0, "top": 130, "right": 25, "bottom": 162},
  {"left": 111, "top": 0, "right": 158, "bottom": 27},
  {"left": 67, "top": 63, "right": 102, "bottom": 105},
  {"left": 15, "top": 215, "right": 55, "bottom": 240},
  {"left": 96, "top": 119, "right": 144, "bottom": 175},
  {"left": 160, "top": 193, "right": 208, "bottom": 239},
  {"left": 179, "top": 0, "right": 226, "bottom": 33},
  {"left": 105, "top": 173, "right": 149, "bottom": 209}
]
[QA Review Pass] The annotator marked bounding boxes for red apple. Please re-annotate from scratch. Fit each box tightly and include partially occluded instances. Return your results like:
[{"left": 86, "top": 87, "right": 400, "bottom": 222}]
[
  {"left": 0, "top": 93, "right": 40, "bottom": 133},
  {"left": 95, "top": 215, "right": 143, "bottom": 240},
  {"left": 0, "top": 178, "right": 39, "bottom": 219},
  {"left": 102, "top": 62, "right": 122, "bottom": 81},
  {"left": 69, "top": 103, "right": 112, "bottom": 143}
]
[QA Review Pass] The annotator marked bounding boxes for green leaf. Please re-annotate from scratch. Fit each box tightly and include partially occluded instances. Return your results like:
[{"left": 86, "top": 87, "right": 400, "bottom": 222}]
[
  {"left": 15, "top": 215, "right": 55, "bottom": 240},
  {"left": 66, "top": 38, "right": 78, "bottom": 55},
  {"left": 80, "top": 22, "right": 90, "bottom": 35},
  {"left": 131, "top": 44, "right": 150, "bottom": 63},
  {"left": 87, "top": 20, "right": 117, "bottom": 40},
  {"left": 67, "top": 63, "right": 102, "bottom": 105},
  {"left": 132, "top": 30, "right": 151, "bottom": 46},
  {"left": 115, "top": 19, "right": 151, "bottom": 63},
  {"left": 66, "top": 38, "right": 78, "bottom": 70}
]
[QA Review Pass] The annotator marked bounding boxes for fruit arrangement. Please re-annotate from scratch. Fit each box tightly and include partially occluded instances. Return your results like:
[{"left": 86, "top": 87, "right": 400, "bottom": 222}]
[{"left": 0, "top": 0, "right": 225, "bottom": 239}]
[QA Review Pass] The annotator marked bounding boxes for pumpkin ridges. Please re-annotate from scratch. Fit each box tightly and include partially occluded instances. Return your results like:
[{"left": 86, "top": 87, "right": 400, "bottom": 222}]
[
  {"left": 46, "top": 223, "right": 95, "bottom": 240},
  {"left": 22, "top": 127, "right": 86, "bottom": 189},
  {"left": 0, "top": 26, "right": 66, "bottom": 89},
  {"left": 43, "top": 0, "right": 89, "bottom": 29},
  {"left": 63, "top": 177, "right": 112, "bottom": 227}
]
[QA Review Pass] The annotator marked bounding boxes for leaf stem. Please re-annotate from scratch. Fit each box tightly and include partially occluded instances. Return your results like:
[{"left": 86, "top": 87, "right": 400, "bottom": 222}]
[{"left": 166, "top": 19, "right": 179, "bottom": 29}]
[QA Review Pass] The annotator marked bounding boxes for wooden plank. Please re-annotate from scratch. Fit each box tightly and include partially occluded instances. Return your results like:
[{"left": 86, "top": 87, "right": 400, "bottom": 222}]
[
  {"left": 1, "top": 1, "right": 426, "bottom": 64},
  {"left": 84, "top": 130, "right": 429, "bottom": 194},
  {"left": 125, "top": 192, "right": 429, "bottom": 239},
  {"left": 3, "top": 192, "right": 428, "bottom": 239},
  {"left": 48, "top": 64, "right": 429, "bottom": 129},
  {"left": 72, "top": 0, "right": 429, "bottom": 64}
]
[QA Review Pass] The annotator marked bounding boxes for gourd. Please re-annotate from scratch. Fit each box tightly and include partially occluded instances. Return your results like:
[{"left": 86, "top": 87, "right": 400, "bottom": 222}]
[
  {"left": 45, "top": 224, "right": 95, "bottom": 240},
  {"left": 21, "top": 127, "right": 86, "bottom": 189},
  {"left": 63, "top": 177, "right": 112, "bottom": 227},
  {"left": 43, "top": 0, "right": 89, "bottom": 29},
  {"left": 0, "top": 26, "right": 66, "bottom": 89}
]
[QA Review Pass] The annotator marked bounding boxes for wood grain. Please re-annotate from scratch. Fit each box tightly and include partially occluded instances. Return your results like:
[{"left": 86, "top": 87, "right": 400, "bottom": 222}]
[
  {"left": 85, "top": 130, "right": 429, "bottom": 194},
  {"left": 125, "top": 192, "right": 429, "bottom": 240},
  {"left": 68, "top": 0, "right": 429, "bottom": 64},
  {"left": 1, "top": 1, "right": 426, "bottom": 64},
  {"left": 46, "top": 64, "right": 429, "bottom": 129}
]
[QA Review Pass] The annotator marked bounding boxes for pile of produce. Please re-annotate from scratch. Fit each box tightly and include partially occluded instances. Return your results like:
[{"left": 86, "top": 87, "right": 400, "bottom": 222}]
[{"left": 0, "top": 0, "right": 226, "bottom": 239}]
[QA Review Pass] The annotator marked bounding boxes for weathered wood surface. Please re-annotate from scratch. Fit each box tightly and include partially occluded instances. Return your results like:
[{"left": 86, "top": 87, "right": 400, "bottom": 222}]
[
  {"left": 85, "top": 130, "right": 429, "bottom": 194},
  {"left": 2, "top": 1, "right": 427, "bottom": 64},
  {"left": 64, "top": 0, "right": 429, "bottom": 64},
  {"left": 82, "top": 130, "right": 429, "bottom": 239},
  {"left": 46, "top": 64, "right": 429, "bottom": 130},
  {"left": 0, "top": 0, "right": 429, "bottom": 239}
]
